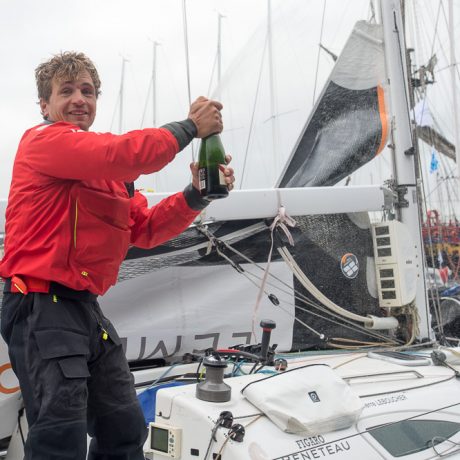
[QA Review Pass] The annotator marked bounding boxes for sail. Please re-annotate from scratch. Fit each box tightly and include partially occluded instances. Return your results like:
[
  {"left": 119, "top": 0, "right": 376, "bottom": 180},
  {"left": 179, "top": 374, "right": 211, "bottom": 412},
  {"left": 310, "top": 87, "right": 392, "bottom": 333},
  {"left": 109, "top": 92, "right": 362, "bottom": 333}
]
[{"left": 278, "top": 21, "right": 388, "bottom": 187}]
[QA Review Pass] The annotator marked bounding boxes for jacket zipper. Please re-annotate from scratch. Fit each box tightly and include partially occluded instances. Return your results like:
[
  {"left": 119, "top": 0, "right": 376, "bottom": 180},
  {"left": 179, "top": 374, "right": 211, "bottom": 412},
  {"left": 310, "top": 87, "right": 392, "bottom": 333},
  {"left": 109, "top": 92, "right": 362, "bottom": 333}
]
[{"left": 73, "top": 199, "right": 78, "bottom": 248}]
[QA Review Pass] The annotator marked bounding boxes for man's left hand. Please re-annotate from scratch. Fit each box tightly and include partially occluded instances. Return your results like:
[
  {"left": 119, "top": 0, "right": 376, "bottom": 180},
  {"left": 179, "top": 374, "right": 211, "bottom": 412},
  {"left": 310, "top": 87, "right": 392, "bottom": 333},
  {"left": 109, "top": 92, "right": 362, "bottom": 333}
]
[{"left": 191, "top": 154, "right": 235, "bottom": 192}]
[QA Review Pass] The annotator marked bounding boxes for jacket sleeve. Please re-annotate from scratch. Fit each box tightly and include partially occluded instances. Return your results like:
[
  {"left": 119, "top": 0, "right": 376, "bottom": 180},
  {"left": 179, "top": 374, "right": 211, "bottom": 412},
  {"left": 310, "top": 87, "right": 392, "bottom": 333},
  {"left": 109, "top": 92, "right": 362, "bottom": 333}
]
[
  {"left": 23, "top": 122, "right": 180, "bottom": 182},
  {"left": 129, "top": 190, "right": 202, "bottom": 248}
]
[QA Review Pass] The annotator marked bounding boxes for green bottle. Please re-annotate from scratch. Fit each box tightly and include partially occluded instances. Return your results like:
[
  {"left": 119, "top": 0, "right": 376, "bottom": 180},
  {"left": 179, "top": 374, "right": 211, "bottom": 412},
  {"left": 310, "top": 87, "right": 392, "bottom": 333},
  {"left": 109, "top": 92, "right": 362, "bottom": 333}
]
[{"left": 198, "top": 134, "right": 229, "bottom": 199}]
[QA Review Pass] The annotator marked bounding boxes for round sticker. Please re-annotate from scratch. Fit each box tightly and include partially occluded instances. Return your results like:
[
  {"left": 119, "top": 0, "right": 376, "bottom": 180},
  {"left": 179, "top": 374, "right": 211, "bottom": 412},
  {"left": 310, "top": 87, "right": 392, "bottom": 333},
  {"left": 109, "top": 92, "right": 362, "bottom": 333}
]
[{"left": 340, "top": 253, "right": 359, "bottom": 279}]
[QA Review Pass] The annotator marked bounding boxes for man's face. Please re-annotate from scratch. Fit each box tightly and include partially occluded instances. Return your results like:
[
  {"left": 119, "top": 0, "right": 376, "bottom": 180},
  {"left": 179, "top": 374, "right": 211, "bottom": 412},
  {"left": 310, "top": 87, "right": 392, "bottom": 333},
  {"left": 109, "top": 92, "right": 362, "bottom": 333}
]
[{"left": 39, "top": 70, "right": 97, "bottom": 131}]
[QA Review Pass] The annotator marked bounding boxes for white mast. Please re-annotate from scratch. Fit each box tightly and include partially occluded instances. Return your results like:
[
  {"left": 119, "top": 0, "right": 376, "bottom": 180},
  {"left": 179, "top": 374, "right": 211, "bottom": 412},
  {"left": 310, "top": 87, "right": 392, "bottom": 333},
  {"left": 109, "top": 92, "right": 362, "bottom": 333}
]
[{"left": 380, "top": 0, "right": 432, "bottom": 339}]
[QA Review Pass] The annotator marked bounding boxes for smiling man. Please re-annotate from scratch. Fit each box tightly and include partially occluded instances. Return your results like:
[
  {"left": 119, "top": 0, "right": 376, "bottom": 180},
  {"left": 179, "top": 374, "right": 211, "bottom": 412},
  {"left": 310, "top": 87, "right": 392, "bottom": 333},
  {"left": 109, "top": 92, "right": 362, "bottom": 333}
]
[
  {"left": 0, "top": 51, "right": 235, "bottom": 460},
  {"left": 41, "top": 74, "right": 96, "bottom": 130}
]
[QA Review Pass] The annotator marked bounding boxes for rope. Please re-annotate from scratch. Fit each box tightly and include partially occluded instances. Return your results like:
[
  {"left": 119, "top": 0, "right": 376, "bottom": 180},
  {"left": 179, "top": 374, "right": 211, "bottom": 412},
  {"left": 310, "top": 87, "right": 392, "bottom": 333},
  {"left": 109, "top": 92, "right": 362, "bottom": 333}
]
[
  {"left": 251, "top": 207, "right": 296, "bottom": 341},
  {"left": 203, "top": 227, "right": 402, "bottom": 344},
  {"left": 279, "top": 246, "right": 375, "bottom": 326},
  {"left": 196, "top": 224, "right": 406, "bottom": 347}
]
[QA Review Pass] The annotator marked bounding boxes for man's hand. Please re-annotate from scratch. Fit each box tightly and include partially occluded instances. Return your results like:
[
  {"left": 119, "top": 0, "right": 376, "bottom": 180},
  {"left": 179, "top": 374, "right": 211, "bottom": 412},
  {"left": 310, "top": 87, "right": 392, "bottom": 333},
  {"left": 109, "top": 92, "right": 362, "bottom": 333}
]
[
  {"left": 191, "top": 154, "right": 235, "bottom": 192},
  {"left": 188, "top": 96, "right": 223, "bottom": 138}
]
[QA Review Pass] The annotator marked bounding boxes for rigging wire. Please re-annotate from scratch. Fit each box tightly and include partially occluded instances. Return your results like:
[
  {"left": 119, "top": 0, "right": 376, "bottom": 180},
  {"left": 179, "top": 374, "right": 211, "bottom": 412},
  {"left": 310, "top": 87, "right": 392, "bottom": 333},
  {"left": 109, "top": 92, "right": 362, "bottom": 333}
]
[
  {"left": 140, "top": 78, "right": 153, "bottom": 128},
  {"left": 244, "top": 264, "right": 401, "bottom": 346},
  {"left": 199, "top": 226, "right": 404, "bottom": 346},
  {"left": 109, "top": 95, "right": 120, "bottom": 133},
  {"left": 240, "top": 35, "right": 268, "bottom": 189},
  {"left": 182, "top": 0, "right": 192, "bottom": 107},
  {"left": 409, "top": 0, "right": 451, "bottom": 341},
  {"left": 293, "top": 302, "right": 400, "bottom": 345},
  {"left": 181, "top": 0, "right": 195, "bottom": 162},
  {"left": 218, "top": 234, "right": 402, "bottom": 343},
  {"left": 414, "top": 1, "right": 458, "bottom": 136},
  {"left": 206, "top": 52, "right": 218, "bottom": 98},
  {"left": 312, "top": 0, "right": 327, "bottom": 105}
]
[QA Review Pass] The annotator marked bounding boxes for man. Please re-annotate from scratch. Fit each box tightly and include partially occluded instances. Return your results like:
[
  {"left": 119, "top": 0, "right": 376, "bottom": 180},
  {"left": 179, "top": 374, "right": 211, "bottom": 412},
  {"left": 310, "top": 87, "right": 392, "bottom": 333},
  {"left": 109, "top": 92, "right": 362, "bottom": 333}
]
[{"left": 0, "top": 51, "right": 235, "bottom": 459}]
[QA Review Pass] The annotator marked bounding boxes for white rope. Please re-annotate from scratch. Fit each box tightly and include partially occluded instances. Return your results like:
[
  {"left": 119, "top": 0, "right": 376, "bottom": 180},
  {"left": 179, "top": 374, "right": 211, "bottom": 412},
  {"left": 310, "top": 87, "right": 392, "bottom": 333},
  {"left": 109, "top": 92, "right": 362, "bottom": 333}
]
[
  {"left": 251, "top": 207, "right": 296, "bottom": 342},
  {"left": 278, "top": 246, "right": 374, "bottom": 326},
  {"left": 196, "top": 223, "right": 401, "bottom": 345},
  {"left": 209, "top": 227, "right": 400, "bottom": 343}
]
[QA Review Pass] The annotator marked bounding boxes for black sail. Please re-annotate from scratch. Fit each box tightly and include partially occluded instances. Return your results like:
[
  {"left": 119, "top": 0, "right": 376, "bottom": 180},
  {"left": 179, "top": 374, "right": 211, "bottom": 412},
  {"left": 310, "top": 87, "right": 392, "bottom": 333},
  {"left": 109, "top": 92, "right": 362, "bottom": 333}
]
[{"left": 278, "top": 21, "right": 388, "bottom": 188}]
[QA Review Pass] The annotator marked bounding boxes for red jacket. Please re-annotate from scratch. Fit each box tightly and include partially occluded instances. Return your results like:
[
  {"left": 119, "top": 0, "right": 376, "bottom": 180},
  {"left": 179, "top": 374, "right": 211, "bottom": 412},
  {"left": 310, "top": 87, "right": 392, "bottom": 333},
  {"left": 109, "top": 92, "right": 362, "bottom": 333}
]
[{"left": 0, "top": 122, "right": 201, "bottom": 295}]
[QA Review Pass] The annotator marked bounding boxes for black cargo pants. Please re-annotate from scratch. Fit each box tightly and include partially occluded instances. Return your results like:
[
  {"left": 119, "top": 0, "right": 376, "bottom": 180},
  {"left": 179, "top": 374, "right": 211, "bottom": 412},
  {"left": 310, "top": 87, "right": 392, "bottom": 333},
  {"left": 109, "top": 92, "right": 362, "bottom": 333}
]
[{"left": 1, "top": 282, "right": 147, "bottom": 459}]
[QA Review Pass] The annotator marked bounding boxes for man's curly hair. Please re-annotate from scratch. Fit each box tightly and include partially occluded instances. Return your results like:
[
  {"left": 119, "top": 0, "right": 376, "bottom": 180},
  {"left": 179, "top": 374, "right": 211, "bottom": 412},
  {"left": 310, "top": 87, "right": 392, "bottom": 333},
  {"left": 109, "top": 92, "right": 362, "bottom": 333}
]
[{"left": 35, "top": 51, "right": 101, "bottom": 102}]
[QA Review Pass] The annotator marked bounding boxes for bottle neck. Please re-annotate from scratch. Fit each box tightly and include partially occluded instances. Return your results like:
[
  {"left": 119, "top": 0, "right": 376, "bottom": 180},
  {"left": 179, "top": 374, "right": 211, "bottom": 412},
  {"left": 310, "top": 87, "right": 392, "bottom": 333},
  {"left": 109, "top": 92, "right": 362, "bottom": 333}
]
[{"left": 203, "top": 133, "right": 221, "bottom": 140}]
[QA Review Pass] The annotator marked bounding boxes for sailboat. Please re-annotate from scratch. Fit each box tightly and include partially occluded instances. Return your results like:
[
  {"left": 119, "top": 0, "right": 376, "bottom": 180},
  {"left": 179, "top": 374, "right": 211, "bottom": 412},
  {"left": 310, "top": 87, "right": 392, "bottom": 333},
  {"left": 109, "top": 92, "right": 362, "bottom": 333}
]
[{"left": 2, "top": 0, "right": 460, "bottom": 458}]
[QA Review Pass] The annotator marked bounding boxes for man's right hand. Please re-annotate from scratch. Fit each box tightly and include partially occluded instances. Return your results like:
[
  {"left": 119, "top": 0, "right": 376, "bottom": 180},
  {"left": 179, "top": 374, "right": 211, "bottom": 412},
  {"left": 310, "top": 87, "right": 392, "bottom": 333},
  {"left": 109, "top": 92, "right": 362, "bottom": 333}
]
[{"left": 188, "top": 96, "right": 223, "bottom": 138}]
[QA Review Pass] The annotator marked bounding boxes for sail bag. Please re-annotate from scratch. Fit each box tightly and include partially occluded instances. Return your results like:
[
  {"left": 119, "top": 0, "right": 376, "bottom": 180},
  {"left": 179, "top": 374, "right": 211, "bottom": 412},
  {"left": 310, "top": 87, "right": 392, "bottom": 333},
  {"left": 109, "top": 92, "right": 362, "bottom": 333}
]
[{"left": 241, "top": 364, "right": 363, "bottom": 435}]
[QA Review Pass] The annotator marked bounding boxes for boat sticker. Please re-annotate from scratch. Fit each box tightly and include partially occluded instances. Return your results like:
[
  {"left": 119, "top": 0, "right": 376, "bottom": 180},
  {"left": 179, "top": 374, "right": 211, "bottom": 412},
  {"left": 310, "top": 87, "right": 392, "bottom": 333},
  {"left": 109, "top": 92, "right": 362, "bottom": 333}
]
[
  {"left": 295, "top": 436, "right": 326, "bottom": 449},
  {"left": 340, "top": 253, "right": 359, "bottom": 279},
  {"left": 274, "top": 437, "right": 352, "bottom": 460},
  {"left": 364, "top": 393, "right": 407, "bottom": 409}
]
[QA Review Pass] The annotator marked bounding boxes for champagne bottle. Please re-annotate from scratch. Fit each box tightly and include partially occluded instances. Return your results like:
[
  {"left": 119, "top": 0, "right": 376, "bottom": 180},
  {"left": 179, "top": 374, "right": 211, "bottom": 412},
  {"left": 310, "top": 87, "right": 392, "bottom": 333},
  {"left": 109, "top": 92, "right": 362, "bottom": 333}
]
[{"left": 198, "top": 134, "right": 229, "bottom": 199}]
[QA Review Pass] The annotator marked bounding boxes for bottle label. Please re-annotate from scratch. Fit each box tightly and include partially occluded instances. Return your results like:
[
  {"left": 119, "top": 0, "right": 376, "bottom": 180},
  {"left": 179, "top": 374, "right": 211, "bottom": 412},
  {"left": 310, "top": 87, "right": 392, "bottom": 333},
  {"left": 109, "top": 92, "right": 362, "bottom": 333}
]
[
  {"left": 198, "top": 167, "right": 207, "bottom": 191},
  {"left": 218, "top": 164, "right": 226, "bottom": 187}
]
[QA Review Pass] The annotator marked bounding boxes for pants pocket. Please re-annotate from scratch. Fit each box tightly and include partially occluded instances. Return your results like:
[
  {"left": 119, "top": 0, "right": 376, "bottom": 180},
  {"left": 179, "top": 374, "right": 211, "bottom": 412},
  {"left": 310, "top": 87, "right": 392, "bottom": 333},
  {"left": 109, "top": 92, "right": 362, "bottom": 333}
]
[
  {"left": 58, "top": 355, "right": 91, "bottom": 379},
  {"left": 33, "top": 329, "right": 90, "bottom": 415},
  {"left": 34, "top": 329, "right": 89, "bottom": 359}
]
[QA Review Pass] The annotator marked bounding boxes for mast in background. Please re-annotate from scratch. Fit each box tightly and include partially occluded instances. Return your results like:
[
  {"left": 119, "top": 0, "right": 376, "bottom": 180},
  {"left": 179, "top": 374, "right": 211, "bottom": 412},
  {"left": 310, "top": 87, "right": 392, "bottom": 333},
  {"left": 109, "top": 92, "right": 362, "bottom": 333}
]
[{"left": 118, "top": 56, "right": 128, "bottom": 134}]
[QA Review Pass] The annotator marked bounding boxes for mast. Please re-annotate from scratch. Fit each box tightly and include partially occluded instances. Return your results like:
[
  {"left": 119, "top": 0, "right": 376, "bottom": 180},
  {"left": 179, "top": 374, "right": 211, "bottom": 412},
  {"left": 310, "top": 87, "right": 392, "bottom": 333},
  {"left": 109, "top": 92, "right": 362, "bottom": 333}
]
[
  {"left": 380, "top": 0, "right": 432, "bottom": 339},
  {"left": 118, "top": 57, "right": 128, "bottom": 134}
]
